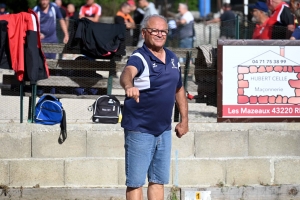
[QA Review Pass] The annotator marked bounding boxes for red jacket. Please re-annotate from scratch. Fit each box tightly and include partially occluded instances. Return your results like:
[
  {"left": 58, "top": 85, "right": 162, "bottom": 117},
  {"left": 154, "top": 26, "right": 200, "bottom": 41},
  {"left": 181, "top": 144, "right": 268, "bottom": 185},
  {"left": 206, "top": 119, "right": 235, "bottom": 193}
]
[{"left": 0, "top": 9, "right": 49, "bottom": 83}]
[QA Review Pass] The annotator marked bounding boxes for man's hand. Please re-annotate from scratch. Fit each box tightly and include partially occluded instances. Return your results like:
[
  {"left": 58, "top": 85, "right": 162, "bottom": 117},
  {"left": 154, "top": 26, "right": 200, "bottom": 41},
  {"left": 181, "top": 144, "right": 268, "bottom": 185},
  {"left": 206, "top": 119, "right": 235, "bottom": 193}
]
[
  {"left": 125, "top": 22, "right": 135, "bottom": 29},
  {"left": 125, "top": 86, "right": 140, "bottom": 103},
  {"left": 175, "top": 121, "right": 188, "bottom": 138},
  {"left": 63, "top": 35, "right": 69, "bottom": 44}
]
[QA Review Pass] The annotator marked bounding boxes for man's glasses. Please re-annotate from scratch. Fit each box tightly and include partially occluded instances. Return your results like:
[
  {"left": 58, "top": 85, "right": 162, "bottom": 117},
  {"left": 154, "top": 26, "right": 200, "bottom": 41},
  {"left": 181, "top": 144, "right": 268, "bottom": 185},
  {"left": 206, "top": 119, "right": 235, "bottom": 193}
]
[{"left": 143, "top": 28, "right": 169, "bottom": 36}]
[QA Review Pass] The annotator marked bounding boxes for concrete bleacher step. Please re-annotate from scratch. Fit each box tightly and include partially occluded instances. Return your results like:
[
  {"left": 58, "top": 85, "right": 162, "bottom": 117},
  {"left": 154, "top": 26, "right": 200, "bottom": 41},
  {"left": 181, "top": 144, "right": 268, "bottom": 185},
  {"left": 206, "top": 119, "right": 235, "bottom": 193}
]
[
  {"left": 2, "top": 185, "right": 300, "bottom": 200},
  {"left": 2, "top": 123, "right": 300, "bottom": 190}
]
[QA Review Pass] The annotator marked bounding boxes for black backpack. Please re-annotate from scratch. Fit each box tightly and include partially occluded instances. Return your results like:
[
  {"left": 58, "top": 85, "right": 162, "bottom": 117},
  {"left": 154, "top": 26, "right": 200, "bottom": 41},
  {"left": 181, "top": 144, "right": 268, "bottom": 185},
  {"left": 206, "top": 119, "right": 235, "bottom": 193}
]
[{"left": 89, "top": 95, "right": 121, "bottom": 124}]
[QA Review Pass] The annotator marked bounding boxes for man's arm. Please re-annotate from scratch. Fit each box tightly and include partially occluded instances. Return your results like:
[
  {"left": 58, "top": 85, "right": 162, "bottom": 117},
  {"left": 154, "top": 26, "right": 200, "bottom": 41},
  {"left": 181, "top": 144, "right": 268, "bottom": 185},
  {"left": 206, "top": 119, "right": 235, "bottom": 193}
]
[
  {"left": 281, "top": 7, "right": 295, "bottom": 38},
  {"left": 287, "top": 24, "right": 295, "bottom": 38},
  {"left": 206, "top": 17, "right": 221, "bottom": 24},
  {"left": 120, "top": 66, "right": 140, "bottom": 103},
  {"left": 174, "top": 86, "right": 188, "bottom": 138},
  {"left": 79, "top": 15, "right": 100, "bottom": 22},
  {"left": 59, "top": 19, "right": 69, "bottom": 44},
  {"left": 87, "top": 15, "right": 100, "bottom": 23},
  {"left": 177, "top": 18, "right": 187, "bottom": 25}
]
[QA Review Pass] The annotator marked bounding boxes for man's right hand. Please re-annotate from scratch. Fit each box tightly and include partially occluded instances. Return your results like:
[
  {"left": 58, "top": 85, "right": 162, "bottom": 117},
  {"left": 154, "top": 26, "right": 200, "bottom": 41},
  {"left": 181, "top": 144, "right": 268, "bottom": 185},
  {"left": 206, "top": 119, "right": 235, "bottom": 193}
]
[{"left": 125, "top": 86, "right": 140, "bottom": 103}]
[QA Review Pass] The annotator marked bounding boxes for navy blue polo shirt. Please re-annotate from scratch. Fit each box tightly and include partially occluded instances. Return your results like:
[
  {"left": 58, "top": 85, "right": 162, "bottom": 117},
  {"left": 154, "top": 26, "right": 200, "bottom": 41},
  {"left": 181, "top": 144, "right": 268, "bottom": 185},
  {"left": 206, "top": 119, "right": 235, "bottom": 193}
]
[
  {"left": 33, "top": 3, "right": 62, "bottom": 43},
  {"left": 121, "top": 44, "right": 182, "bottom": 135}
]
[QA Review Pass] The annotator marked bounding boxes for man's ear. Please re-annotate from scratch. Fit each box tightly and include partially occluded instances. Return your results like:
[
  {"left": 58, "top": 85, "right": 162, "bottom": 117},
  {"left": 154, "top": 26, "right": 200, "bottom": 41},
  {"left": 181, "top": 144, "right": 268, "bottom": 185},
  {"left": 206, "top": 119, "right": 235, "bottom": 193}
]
[{"left": 141, "top": 29, "right": 145, "bottom": 39}]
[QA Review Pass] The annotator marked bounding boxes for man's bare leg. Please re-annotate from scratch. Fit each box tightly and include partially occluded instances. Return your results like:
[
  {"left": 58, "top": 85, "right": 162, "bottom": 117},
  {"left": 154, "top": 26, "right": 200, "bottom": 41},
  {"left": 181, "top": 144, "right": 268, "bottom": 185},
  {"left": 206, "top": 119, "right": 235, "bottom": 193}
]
[
  {"left": 147, "top": 182, "right": 164, "bottom": 200},
  {"left": 126, "top": 187, "right": 143, "bottom": 200}
]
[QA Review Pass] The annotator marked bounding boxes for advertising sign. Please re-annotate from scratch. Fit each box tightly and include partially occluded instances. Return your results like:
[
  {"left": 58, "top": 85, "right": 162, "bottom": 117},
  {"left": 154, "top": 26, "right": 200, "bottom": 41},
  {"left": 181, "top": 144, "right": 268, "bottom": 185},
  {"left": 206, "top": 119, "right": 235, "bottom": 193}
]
[{"left": 218, "top": 40, "right": 300, "bottom": 122}]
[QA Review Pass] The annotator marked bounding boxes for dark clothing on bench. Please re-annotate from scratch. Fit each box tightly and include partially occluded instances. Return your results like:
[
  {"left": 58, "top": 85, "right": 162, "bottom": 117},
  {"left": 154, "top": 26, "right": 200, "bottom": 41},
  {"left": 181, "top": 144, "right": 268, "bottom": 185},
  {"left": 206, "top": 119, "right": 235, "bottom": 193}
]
[{"left": 74, "top": 18, "right": 126, "bottom": 58}]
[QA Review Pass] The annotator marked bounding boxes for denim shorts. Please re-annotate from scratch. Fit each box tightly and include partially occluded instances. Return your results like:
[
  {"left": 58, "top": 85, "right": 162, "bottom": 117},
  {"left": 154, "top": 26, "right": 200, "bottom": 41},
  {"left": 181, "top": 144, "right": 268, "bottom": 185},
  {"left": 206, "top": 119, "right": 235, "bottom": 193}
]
[{"left": 124, "top": 129, "right": 171, "bottom": 188}]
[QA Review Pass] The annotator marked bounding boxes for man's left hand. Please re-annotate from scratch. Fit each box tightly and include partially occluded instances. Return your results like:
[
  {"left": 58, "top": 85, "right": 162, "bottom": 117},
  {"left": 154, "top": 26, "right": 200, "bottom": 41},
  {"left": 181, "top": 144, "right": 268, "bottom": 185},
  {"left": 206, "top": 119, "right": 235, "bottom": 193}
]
[
  {"left": 175, "top": 121, "right": 188, "bottom": 138},
  {"left": 63, "top": 35, "right": 69, "bottom": 44}
]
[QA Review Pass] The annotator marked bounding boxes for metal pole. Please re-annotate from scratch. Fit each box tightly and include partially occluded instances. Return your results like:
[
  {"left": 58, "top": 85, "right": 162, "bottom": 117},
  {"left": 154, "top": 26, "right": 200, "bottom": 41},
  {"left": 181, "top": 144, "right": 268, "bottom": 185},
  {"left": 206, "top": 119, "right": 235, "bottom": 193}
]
[
  {"left": 209, "top": 26, "right": 212, "bottom": 44},
  {"left": 244, "top": 0, "right": 248, "bottom": 39},
  {"left": 20, "top": 82, "right": 23, "bottom": 123},
  {"left": 235, "top": 15, "right": 240, "bottom": 39}
]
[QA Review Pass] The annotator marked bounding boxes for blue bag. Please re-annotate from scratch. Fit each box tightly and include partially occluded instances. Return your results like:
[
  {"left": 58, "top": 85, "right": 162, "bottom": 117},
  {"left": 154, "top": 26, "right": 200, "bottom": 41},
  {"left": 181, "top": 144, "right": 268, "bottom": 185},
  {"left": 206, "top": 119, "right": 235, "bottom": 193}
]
[{"left": 34, "top": 94, "right": 67, "bottom": 144}]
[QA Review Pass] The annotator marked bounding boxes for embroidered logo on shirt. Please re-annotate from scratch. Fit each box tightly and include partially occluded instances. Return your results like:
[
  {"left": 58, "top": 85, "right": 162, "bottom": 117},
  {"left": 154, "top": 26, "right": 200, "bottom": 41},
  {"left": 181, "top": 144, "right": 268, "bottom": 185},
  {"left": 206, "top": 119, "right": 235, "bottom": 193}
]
[
  {"left": 171, "top": 58, "right": 178, "bottom": 70},
  {"left": 152, "top": 62, "right": 158, "bottom": 68}
]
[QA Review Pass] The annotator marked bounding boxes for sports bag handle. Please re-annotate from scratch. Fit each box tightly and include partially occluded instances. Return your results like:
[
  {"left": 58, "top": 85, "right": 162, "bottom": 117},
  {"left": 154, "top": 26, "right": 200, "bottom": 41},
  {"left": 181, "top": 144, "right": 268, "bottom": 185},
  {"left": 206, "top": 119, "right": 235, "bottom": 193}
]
[{"left": 58, "top": 109, "right": 67, "bottom": 144}]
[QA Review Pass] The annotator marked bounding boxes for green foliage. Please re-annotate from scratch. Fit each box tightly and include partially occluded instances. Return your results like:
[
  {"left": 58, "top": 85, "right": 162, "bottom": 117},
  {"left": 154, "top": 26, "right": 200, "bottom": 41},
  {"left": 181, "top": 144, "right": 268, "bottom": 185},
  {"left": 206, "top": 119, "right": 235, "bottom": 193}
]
[
  {"left": 4, "top": 0, "right": 199, "bottom": 16},
  {"left": 27, "top": 0, "right": 38, "bottom": 9},
  {"left": 171, "top": 0, "right": 198, "bottom": 12}
]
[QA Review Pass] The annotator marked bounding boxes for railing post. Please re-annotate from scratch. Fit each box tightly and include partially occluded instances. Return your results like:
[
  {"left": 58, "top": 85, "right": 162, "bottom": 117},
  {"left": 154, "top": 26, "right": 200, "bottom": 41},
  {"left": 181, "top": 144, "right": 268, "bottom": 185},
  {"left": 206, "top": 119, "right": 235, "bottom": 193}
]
[
  {"left": 107, "top": 76, "right": 113, "bottom": 95},
  {"left": 183, "top": 51, "right": 192, "bottom": 91},
  {"left": 209, "top": 26, "right": 212, "bottom": 44},
  {"left": 235, "top": 15, "right": 240, "bottom": 39},
  {"left": 174, "top": 51, "right": 192, "bottom": 122},
  {"left": 20, "top": 82, "right": 23, "bottom": 123},
  {"left": 28, "top": 84, "right": 37, "bottom": 123}
]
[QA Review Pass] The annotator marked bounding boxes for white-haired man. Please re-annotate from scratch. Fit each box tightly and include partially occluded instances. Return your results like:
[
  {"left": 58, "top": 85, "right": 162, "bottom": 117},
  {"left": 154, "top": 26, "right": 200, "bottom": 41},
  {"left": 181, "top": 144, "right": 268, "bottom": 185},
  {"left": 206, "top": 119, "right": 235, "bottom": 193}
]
[
  {"left": 120, "top": 14, "right": 188, "bottom": 200},
  {"left": 176, "top": 3, "right": 194, "bottom": 48}
]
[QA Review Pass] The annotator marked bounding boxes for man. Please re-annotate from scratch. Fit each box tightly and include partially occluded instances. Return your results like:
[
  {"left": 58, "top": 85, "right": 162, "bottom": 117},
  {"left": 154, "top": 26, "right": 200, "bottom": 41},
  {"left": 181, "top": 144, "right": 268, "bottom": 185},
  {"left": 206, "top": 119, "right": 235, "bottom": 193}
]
[
  {"left": 206, "top": 3, "right": 236, "bottom": 39},
  {"left": 291, "top": 0, "right": 300, "bottom": 26},
  {"left": 66, "top": 3, "right": 79, "bottom": 28},
  {"left": 114, "top": 2, "right": 135, "bottom": 45},
  {"left": 120, "top": 14, "right": 188, "bottom": 200},
  {"left": 0, "top": 3, "right": 8, "bottom": 15},
  {"left": 115, "top": 2, "right": 135, "bottom": 29},
  {"left": 290, "top": 9, "right": 300, "bottom": 39},
  {"left": 290, "top": 0, "right": 300, "bottom": 13},
  {"left": 55, "top": 0, "right": 67, "bottom": 19},
  {"left": 176, "top": 3, "right": 194, "bottom": 48},
  {"left": 128, "top": 0, "right": 144, "bottom": 46},
  {"left": 137, "top": 0, "right": 158, "bottom": 47},
  {"left": 33, "top": 0, "right": 69, "bottom": 58},
  {"left": 250, "top": 1, "right": 271, "bottom": 39},
  {"left": 266, "top": 0, "right": 295, "bottom": 39},
  {"left": 79, "top": 0, "right": 101, "bottom": 23}
]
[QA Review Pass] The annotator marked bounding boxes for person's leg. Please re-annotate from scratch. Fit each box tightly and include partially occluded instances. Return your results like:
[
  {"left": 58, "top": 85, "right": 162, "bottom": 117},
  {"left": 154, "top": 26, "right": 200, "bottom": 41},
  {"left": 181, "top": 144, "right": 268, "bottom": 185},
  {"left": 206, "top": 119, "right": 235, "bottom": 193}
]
[
  {"left": 147, "top": 182, "right": 164, "bottom": 200},
  {"left": 126, "top": 187, "right": 143, "bottom": 200},
  {"left": 147, "top": 130, "right": 172, "bottom": 200},
  {"left": 179, "top": 37, "right": 193, "bottom": 48},
  {"left": 124, "top": 130, "right": 156, "bottom": 200}
]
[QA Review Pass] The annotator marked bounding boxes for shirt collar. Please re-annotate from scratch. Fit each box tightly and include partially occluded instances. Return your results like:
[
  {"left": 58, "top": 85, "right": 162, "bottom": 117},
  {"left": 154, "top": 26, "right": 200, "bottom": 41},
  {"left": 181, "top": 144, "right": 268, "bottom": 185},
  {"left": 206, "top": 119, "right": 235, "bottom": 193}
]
[
  {"left": 142, "top": 43, "right": 169, "bottom": 63},
  {"left": 274, "top": 1, "right": 288, "bottom": 12}
]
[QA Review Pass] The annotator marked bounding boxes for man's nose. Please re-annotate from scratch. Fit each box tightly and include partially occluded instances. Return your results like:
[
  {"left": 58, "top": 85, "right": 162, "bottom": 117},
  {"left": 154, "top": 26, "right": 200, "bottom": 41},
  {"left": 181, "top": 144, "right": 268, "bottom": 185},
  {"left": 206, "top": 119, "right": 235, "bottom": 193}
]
[{"left": 156, "top": 31, "right": 164, "bottom": 37}]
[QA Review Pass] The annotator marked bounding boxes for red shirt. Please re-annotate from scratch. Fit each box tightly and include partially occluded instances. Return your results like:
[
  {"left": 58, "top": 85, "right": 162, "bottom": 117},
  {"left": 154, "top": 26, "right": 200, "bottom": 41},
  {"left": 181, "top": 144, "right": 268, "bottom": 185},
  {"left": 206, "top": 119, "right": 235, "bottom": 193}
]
[
  {"left": 252, "top": 19, "right": 271, "bottom": 39},
  {"left": 267, "top": 1, "right": 294, "bottom": 39},
  {"left": 79, "top": 3, "right": 101, "bottom": 17}
]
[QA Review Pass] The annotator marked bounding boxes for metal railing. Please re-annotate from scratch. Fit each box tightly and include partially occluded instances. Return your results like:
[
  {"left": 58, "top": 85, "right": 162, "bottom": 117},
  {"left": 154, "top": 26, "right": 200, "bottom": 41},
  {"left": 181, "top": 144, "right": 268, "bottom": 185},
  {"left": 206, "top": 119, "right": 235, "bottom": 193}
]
[{"left": 0, "top": 17, "right": 292, "bottom": 122}]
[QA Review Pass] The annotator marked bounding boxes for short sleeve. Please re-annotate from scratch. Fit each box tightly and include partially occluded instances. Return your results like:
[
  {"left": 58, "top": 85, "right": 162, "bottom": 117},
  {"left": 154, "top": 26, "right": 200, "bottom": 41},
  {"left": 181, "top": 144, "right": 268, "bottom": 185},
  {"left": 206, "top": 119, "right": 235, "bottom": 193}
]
[
  {"left": 96, "top": 4, "right": 102, "bottom": 16},
  {"left": 183, "top": 12, "right": 194, "bottom": 24},
  {"left": 280, "top": 7, "right": 294, "bottom": 26},
  {"left": 59, "top": 7, "right": 67, "bottom": 18},
  {"left": 126, "top": 55, "right": 145, "bottom": 77},
  {"left": 220, "top": 13, "right": 226, "bottom": 21},
  {"left": 177, "top": 61, "right": 183, "bottom": 89},
  {"left": 79, "top": 6, "right": 84, "bottom": 16},
  {"left": 55, "top": 6, "right": 63, "bottom": 19}
]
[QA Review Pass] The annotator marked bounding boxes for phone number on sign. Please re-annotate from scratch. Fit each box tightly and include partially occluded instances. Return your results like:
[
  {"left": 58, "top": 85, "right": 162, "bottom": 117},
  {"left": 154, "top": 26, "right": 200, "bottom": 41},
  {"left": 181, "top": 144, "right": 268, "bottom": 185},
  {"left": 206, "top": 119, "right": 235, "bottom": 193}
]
[{"left": 252, "top": 59, "right": 287, "bottom": 64}]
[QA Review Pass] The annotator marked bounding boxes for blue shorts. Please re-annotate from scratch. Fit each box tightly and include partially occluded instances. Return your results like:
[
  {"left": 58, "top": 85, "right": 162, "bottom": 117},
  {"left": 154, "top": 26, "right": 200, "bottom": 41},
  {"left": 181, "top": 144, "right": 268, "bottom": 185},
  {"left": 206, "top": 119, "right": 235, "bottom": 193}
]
[{"left": 124, "top": 129, "right": 171, "bottom": 188}]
